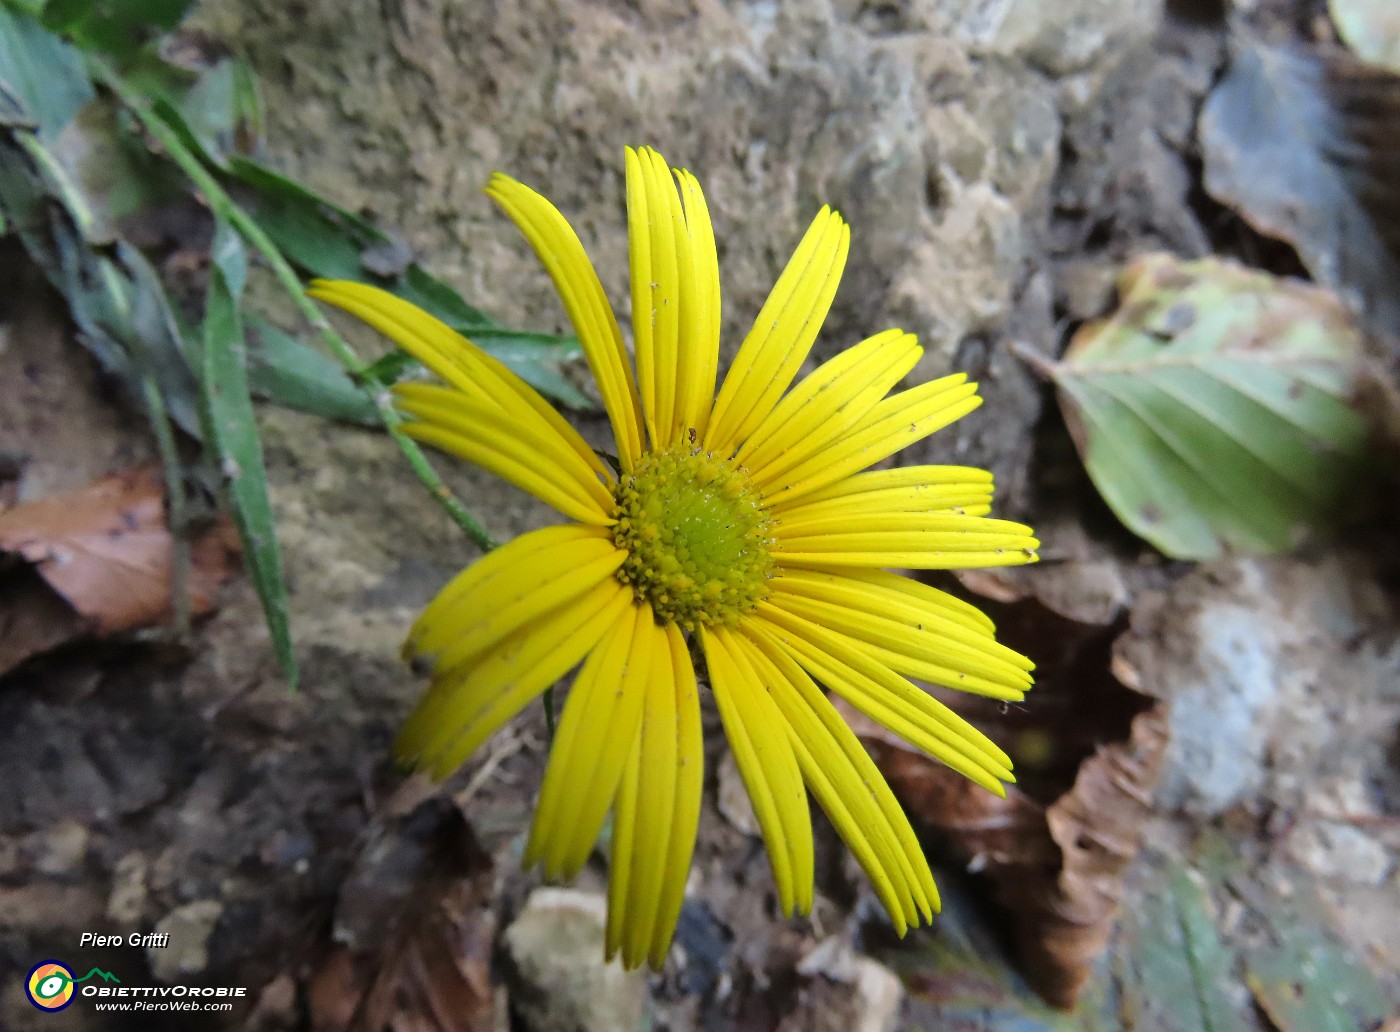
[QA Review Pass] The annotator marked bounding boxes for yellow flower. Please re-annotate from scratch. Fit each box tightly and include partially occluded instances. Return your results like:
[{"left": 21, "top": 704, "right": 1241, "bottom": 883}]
[{"left": 309, "top": 146, "right": 1037, "bottom": 970}]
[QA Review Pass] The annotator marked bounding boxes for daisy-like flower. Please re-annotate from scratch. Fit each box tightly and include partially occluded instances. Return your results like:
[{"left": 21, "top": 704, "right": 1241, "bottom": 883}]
[{"left": 309, "top": 146, "right": 1037, "bottom": 970}]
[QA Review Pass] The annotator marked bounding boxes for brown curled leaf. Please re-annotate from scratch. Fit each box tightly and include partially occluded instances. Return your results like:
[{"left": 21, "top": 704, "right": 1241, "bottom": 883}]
[
  {"left": 848, "top": 698, "right": 1168, "bottom": 1009},
  {"left": 0, "top": 466, "right": 240, "bottom": 637}
]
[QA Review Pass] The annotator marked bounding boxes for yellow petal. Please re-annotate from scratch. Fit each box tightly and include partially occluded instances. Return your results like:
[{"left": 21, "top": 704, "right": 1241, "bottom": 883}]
[
  {"left": 648, "top": 623, "right": 704, "bottom": 967},
  {"left": 606, "top": 724, "right": 642, "bottom": 962},
  {"left": 773, "top": 511, "right": 1040, "bottom": 571},
  {"left": 606, "top": 625, "right": 705, "bottom": 970},
  {"left": 426, "top": 548, "right": 626, "bottom": 683},
  {"left": 395, "top": 382, "right": 614, "bottom": 516},
  {"left": 777, "top": 511, "right": 1037, "bottom": 545},
  {"left": 768, "top": 586, "right": 1033, "bottom": 700},
  {"left": 737, "top": 629, "right": 939, "bottom": 930},
  {"left": 397, "top": 579, "right": 632, "bottom": 778},
  {"left": 706, "top": 207, "right": 850, "bottom": 454},
  {"left": 736, "top": 329, "right": 920, "bottom": 476},
  {"left": 771, "top": 568, "right": 1032, "bottom": 675},
  {"left": 406, "top": 523, "right": 621, "bottom": 662},
  {"left": 673, "top": 168, "right": 721, "bottom": 441},
  {"left": 701, "top": 625, "right": 814, "bottom": 916},
  {"left": 308, "top": 279, "right": 604, "bottom": 478},
  {"left": 626, "top": 146, "right": 687, "bottom": 448},
  {"left": 752, "top": 604, "right": 1014, "bottom": 791},
  {"left": 398, "top": 422, "right": 611, "bottom": 526},
  {"left": 527, "top": 602, "right": 660, "bottom": 880},
  {"left": 812, "top": 566, "right": 997, "bottom": 637},
  {"left": 757, "top": 376, "right": 982, "bottom": 505},
  {"left": 485, "top": 174, "right": 645, "bottom": 468},
  {"left": 608, "top": 622, "right": 680, "bottom": 969},
  {"left": 770, "top": 466, "right": 995, "bottom": 521}
]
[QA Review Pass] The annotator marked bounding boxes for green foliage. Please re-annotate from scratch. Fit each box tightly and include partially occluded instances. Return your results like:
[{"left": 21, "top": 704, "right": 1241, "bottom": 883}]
[
  {"left": 0, "top": 6, "right": 91, "bottom": 137},
  {"left": 0, "top": 0, "right": 572, "bottom": 681},
  {"left": 246, "top": 315, "right": 378, "bottom": 425},
  {"left": 1048, "top": 254, "right": 1370, "bottom": 560},
  {"left": 200, "top": 222, "right": 296, "bottom": 685}
]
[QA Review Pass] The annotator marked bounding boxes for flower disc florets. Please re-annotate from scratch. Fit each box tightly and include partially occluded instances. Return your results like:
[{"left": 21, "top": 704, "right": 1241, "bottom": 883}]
[{"left": 611, "top": 445, "right": 774, "bottom": 630}]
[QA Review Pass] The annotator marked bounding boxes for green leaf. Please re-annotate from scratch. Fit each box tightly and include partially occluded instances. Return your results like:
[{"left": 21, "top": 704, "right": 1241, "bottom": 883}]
[
  {"left": 227, "top": 155, "right": 383, "bottom": 278},
  {"left": 0, "top": 127, "right": 202, "bottom": 437},
  {"left": 1116, "top": 866, "right": 1254, "bottom": 1032},
  {"left": 200, "top": 220, "right": 297, "bottom": 688},
  {"left": 396, "top": 262, "right": 493, "bottom": 330},
  {"left": 473, "top": 335, "right": 592, "bottom": 410},
  {"left": 361, "top": 349, "right": 419, "bottom": 386},
  {"left": 41, "top": 0, "right": 194, "bottom": 62},
  {"left": 136, "top": 56, "right": 263, "bottom": 169},
  {"left": 229, "top": 157, "right": 596, "bottom": 408},
  {"left": 246, "top": 316, "right": 378, "bottom": 425},
  {"left": 0, "top": 6, "right": 94, "bottom": 138},
  {"left": 1050, "top": 254, "right": 1370, "bottom": 560}
]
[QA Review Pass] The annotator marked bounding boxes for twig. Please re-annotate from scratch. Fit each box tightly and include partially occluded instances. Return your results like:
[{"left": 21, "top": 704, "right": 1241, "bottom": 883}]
[{"left": 455, "top": 731, "right": 527, "bottom": 807}]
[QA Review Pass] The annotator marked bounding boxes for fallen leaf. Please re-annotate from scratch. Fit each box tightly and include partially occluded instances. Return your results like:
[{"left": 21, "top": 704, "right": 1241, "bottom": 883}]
[
  {"left": 1243, "top": 895, "right": 1393, "bottom": 1032},
  {"left": 1200, "top": 40, "right": 1400, "bottom": 338},
  {"left": 310, "top": 788, "right": 497, "bottom": 1032},
  {"left": 842, "top": 582, "right": 1168, "bottom": 1010},
  {"left": 1114, "top": 865, "right": 1255, "bottom": 1032},
  {"left": 1026, "top": 705, "right": 1170, "bottom": 1006},
  {"left": 1050, "top": 253, "right": 1370, "bottom": 560},
  {"left": 0, "top": 467, "right": 239, "bottom": 635},
  {"left": 0, "top": 568, "right": 87, "bottom": 677},
  {"left": 860, "top": 700, "right": 1168, "bottom": 1010}
]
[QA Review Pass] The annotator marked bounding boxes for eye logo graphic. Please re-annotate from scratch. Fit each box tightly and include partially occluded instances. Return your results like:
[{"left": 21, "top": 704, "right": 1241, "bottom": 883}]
[{"left": 25, "top": 960, "right": 120, "bottom": 1012}]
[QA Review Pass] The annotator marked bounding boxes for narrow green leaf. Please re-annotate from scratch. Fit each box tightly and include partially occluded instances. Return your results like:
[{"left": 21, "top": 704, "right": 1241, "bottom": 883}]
[
  {"left": 1051, "top": 254, "right": 1370, "bottom": 560},
  {"left": 362, "top": 349, "right": 419, "bottom": 385},
  {"left": 246, "top": 315, "right": 378, "bottom": 425},
  {"left": 227, "top": 155, "right": 383, "bottom": 277},
  {"left": 0, "top": 5, "right": 93, "bottom": 138},
  {"left": 200, "top": 220, "right": 297, "bottom": 688},
  {"left": 227, "top": 156, "right": 596, "bottom": 407},
  {"left": 396, "top": 262, "right": 493, "bottom": 330}
]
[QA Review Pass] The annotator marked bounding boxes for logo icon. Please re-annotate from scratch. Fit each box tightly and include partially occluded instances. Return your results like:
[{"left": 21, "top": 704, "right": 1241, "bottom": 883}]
[
  {"left": 25, "top": 961, "right": 120, "bottom": 1012},
  {"left": 26, "top": 961, "right": 75, "bottom": 1012}
]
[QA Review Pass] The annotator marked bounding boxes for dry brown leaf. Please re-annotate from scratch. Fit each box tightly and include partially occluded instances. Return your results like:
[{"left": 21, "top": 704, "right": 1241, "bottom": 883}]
[
  {"left": 0, "top": 467, "right": 239, "bottom": 635},
  {"left": 310, "top": 792, "right": 498, "bottom": 1032},
  {"left": 0, "top": 568, "right": 87, "bottom": 677},
  {"left": 839, "top": 581, "right": 1170, "bottom": 1010},
  {"left": 312, "top": 883, "right": 497, "bottom": 1032},
  {"left": 848, "top": 698, "right": 1167, "bottom": 1009}
]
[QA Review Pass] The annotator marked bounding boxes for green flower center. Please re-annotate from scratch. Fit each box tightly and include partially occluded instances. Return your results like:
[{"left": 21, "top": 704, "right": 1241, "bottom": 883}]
[{"left": 611, "top": 445, "right": 774, "bottom": 630}]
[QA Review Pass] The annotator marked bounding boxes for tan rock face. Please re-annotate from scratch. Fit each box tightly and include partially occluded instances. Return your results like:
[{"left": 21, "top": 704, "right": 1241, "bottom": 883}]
[
  {"left": 194, "top": 0, "right": 1159, "bottom": 518},
  {"left": 502, "top": 888, "right": 645, "bottom": 1032},
  {"left": 194, "top": 0, "right": 1133, "bottom": 375}
]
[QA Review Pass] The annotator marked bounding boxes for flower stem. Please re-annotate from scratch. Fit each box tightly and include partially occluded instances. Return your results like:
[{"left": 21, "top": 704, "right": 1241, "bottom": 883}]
[{"left": 91, "top": 58, "right": 497, "bottom": 553}]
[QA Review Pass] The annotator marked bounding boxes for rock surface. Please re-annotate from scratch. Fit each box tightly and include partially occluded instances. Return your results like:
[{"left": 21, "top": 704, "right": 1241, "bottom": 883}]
[
  {"left": 190, "top": 0, "right": 1174, "bottom": 507},
  {"left": 501, "top": 888, "right": 645, "bottom": 1032}
]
